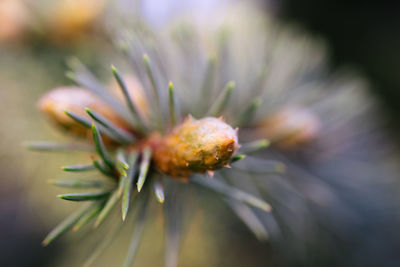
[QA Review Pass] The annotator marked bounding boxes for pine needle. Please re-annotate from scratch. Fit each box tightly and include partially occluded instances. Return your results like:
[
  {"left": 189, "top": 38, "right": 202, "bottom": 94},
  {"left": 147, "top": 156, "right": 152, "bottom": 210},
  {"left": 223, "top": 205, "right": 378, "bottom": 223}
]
[
  {"left": 122, "top": 151, "right": 139, "bottom": 221},
  {"left": 92, "top": 158, "right": 114, "bottom": 177},
  {"left": 116, "top": 149, "right": 129, "bottom": 178},
  {"left": 137, "top": 147, "right": 152, "bottom": 192},
  {"left": 48, "top": 179, "right": 106, "bottom": 188},
  {"left": 192, "top": 176, "right": 272, "bottom": 212},
  {"left": 73, "top": 201, "right": 104, "bottom": 231},
  {"left": 61, "top": 164, "right": 95, "bottom": 172},
  {"left": 207, "top": 81, "right": 235, "bottom": 116},
  {"left": 122, "top": 197, "right": 149, "bottom": 267},
  {"left": 143, "top": 54, "right": 162, "bottom": 124},
  {"left": 64, "top": 110, "right": 91, "bottom": 128},
  {"left": 239, "top": 139, "right": 270, "bottom": 154},
  {"left": 94, "top": 174, "right": 127, "bottom": 228},
  {"left": 42, "top": 202, "right": 93, "bottom": 246},
  {"left": 111, "top": 65, "right": 148, "bottom": 130},
  {"left": 200, "top": 55, "right": 216, "bottom": 112},
  {"left": 225, "top": 199, "right": 269, "bottom": 241},
  {"left": 86, "top": 108, "right": 135, "bottom": 144},
  {"left": 91, "top": 124, "right": 114, "bottom": 170},
  {"left": 153, "top": 177, "right": 165, "bottom": 203},
  {"left": 230, "top": 154, "right": 246, "bottom": 164},
  {"left": 232, "top": 156, "right": 285, "bottom": 174},
  {"left": 25, "top": 141, "right": 92, "bottom": 152},
  {"left": 237, "top": 97, "right": 263, "bottom": 126},
  {"left": 83, "top": 222, "right": 123, "bottom": 267},
  {"left": 164, "top": 185, "right": 185, "bottom": 267},
  {"left": 67, "top": 57, "right": 135, "bottom": 126},
  {"left": 58, "top": 190, "right": 112, "bottom": 201},
  {"left": 65, "top": 110, "right": 127, "bottom": 144},
  {"left": 94, "top": 190, "right": 120, "bottom": 228},
  {"left": 168, "top": 81, "right": 177, "bottom": 127}
]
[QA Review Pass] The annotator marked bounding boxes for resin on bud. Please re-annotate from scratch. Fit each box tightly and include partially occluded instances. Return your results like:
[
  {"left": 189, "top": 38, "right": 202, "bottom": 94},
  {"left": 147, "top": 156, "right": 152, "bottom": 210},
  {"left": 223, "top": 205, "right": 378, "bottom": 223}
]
[
  {"left": 38, "top": 86, "right": 130, "bottom": 139},
  {"left": 257, "top": 107, "right": 320, "bottom": 149},
  {"left": 152, "top": 116, "right": 239, "bottom": 178}
]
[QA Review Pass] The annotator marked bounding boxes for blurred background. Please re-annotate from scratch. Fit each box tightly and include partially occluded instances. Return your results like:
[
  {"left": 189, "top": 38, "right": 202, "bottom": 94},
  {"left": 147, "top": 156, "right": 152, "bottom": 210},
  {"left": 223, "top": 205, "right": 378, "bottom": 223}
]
[
  {"left": 276, "top": 0, "right": 400, "bottom": 135},
  {"left": 1, "top": 0, "right": 400, "bottom": 266}
]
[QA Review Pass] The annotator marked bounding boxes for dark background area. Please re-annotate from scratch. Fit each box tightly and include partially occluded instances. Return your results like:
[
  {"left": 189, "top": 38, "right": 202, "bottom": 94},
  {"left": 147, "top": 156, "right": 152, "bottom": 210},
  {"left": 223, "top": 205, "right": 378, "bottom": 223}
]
[{"left": 276, "top": 0, "right": 400, "bottom": 131}]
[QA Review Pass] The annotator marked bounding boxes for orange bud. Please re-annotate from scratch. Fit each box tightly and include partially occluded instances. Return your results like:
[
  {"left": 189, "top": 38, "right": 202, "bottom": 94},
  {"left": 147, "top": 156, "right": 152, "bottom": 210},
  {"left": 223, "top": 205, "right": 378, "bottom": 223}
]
[
  {"left": 257, "top": 107, "right": 320, "bottom": 149},
  {"left": 0, "top": 0, "right": 30, "bottom": 42},
  {"left": 38, "top": 86, "right": 131, "bottom": 140},
  {"left": 47, "top": 0, "right": 105, "bottom": 43},
  {"left": 152, "top": 116, "right": 239, "bottom": 178}
]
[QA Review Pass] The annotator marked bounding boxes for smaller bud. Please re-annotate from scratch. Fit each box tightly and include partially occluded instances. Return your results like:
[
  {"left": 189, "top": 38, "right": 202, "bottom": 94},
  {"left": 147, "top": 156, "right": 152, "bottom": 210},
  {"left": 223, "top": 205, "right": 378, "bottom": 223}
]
[
  {"left": 0, "top": 0, "right": 30, "bottom": 42},
  {"left": 152, "top": 116, "right": 239, "bottom": 178},
  {"left": 257, "top": 107, "right": 320, "bottom": 149},
  {"left": 47, "top": 0, "right": 105, "bottom": 43},
  {"left": 38, "top": 86, "right": 131, "bottom": 140}
]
